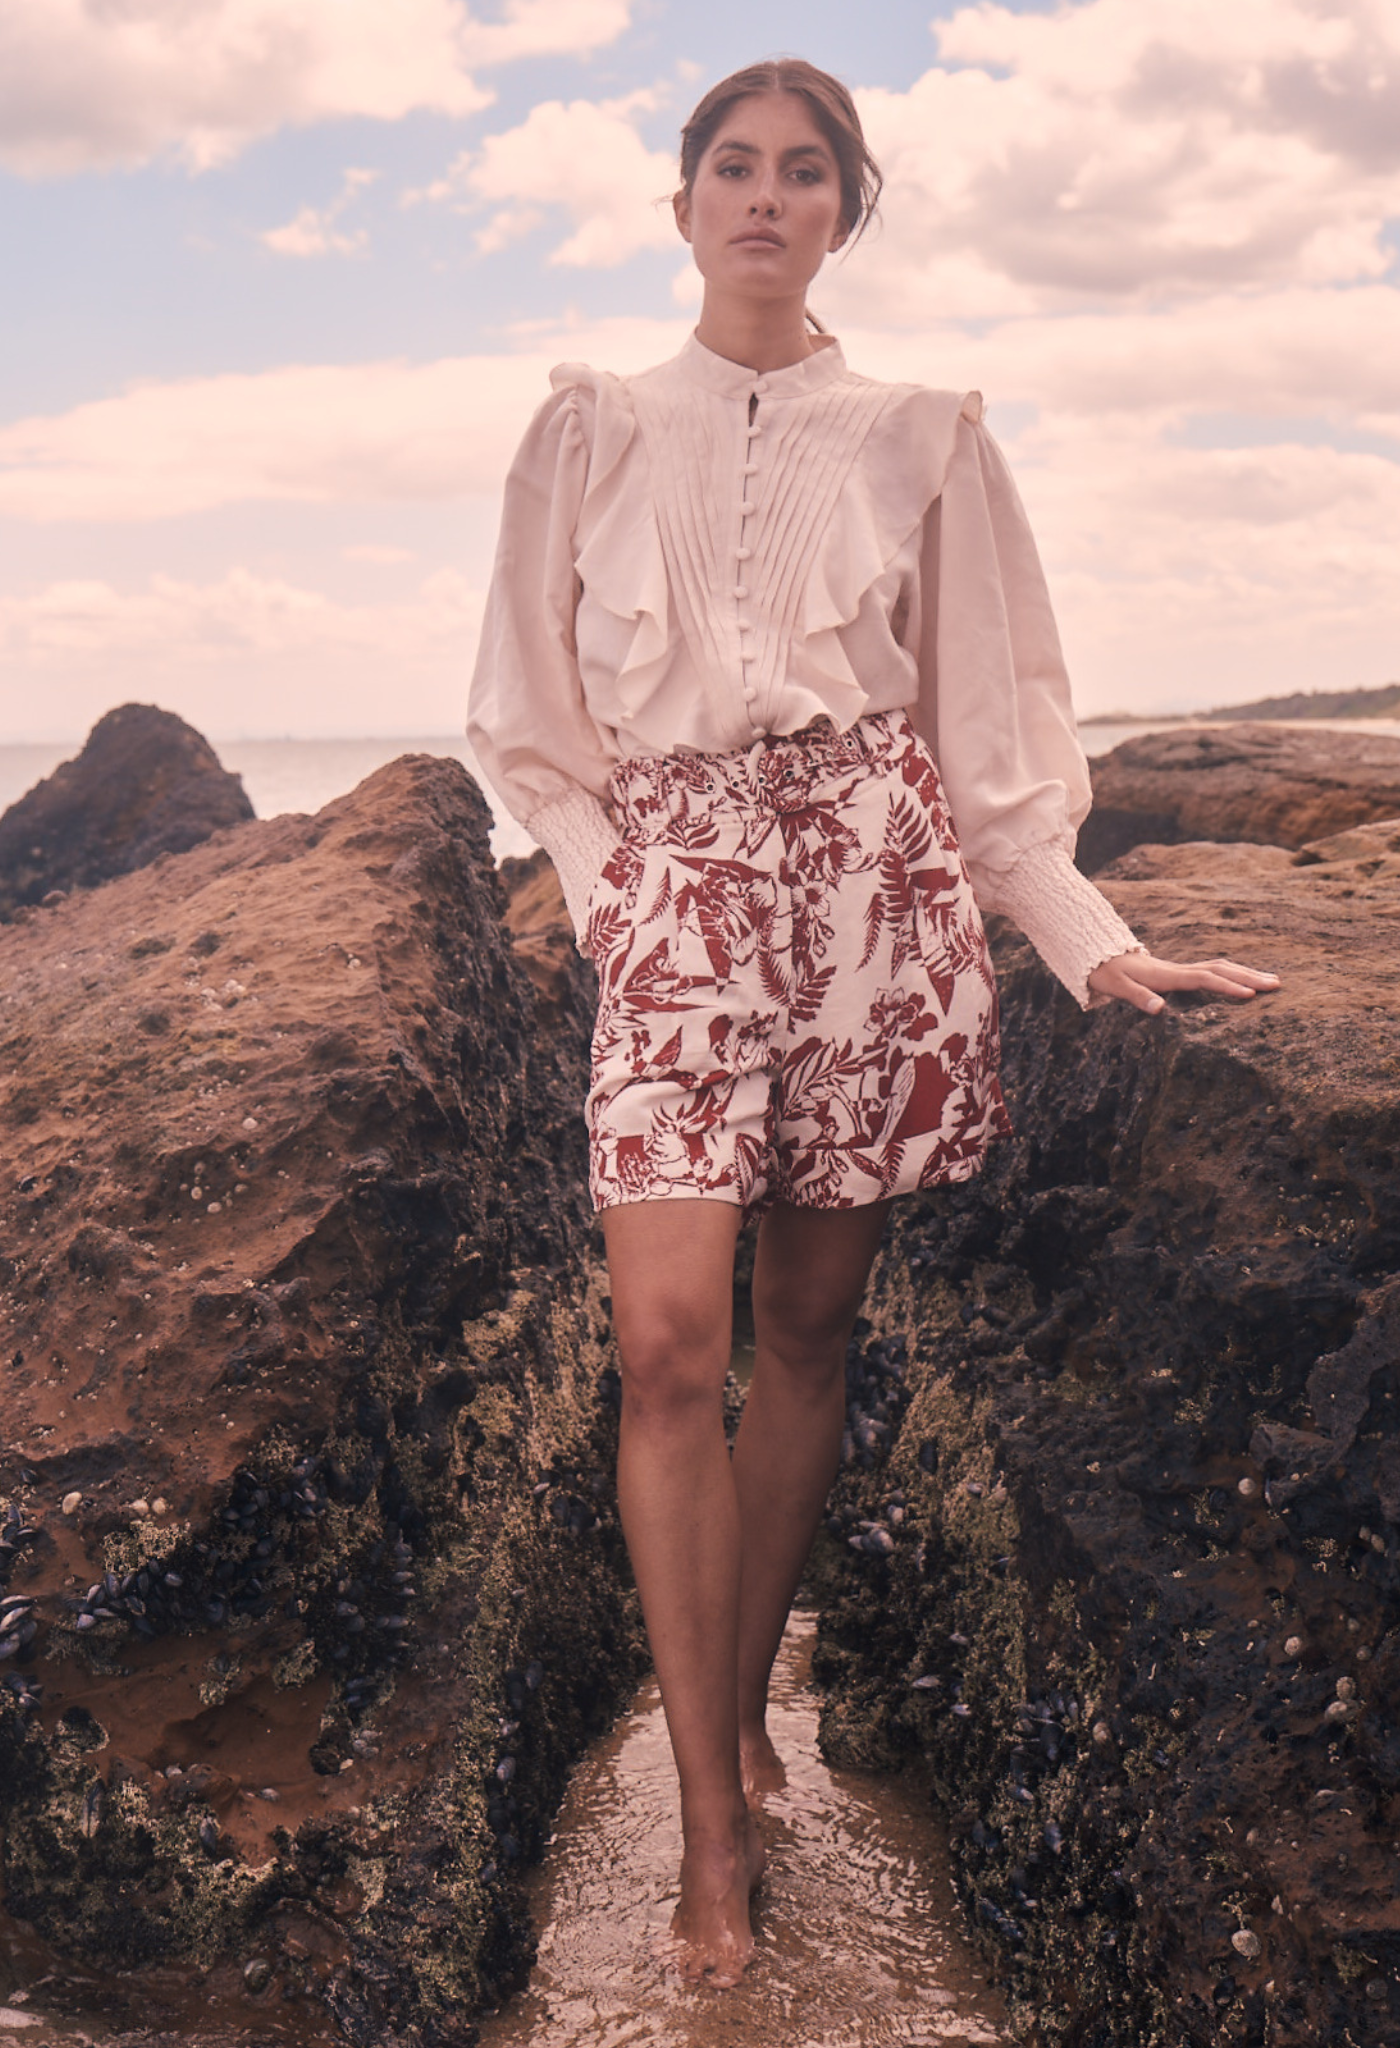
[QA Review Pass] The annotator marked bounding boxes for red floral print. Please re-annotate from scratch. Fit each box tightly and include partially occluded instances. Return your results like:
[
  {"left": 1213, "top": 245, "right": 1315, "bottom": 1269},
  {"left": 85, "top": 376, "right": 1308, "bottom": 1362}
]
[{"left": 586, "top": 713, "right": 1011, "bottom": 1214}]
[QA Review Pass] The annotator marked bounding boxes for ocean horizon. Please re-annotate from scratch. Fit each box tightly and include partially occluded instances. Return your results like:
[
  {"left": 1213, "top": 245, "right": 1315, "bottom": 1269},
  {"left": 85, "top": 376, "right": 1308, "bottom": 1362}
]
[{"left": 4, "top": 718, "right": 1400, "bottom": 867}]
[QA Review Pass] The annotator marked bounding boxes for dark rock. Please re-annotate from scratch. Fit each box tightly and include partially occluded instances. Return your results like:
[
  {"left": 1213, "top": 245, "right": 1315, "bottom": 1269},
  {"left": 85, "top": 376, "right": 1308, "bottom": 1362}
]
[
  {"left": 811, "top": 819, "right": 1400, "bottom": 2048},
  {"left": 1077, "top": 723, "right": 1400, "bottom": 872},
  {"left": 0, "top": 755, "right": 644, "bottom": 2041},
  {"left": 0, "top": 703, "right": 254, "bottom": 921}
]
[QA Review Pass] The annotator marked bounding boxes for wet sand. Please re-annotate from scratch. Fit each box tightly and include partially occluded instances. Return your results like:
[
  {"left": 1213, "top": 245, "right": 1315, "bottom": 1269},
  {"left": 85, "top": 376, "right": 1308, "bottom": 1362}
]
[{"left": 476, "top": 1611, "right": 1008, "bottom": 2048}]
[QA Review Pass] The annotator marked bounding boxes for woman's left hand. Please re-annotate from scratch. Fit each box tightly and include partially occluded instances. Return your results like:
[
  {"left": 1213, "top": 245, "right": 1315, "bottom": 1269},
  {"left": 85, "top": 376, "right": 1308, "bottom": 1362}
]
[{"left": 1087, "top": 951, "right": 1281, "bottom": 1016}]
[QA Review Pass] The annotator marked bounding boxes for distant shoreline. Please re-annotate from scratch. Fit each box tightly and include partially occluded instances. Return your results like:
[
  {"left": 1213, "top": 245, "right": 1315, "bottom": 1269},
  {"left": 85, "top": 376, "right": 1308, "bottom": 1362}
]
[{"left": 1082, "top": 682, "right": 1400, "bottom": 727}]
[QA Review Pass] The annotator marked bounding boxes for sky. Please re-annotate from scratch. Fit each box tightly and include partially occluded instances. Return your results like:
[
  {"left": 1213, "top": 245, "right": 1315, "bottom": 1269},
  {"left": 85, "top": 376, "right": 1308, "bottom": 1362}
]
[{"left": 1, "top": 0, "right": 1398, "bottom": 743}]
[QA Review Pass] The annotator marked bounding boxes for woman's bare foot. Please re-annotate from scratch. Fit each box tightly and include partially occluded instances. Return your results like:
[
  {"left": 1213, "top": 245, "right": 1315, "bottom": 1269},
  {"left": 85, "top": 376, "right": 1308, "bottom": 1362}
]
[
  {"left": 670, "top": 1809, "right": 766, "bottom": 1986},
  {"left": 740, "top": 1724, "right": 787, "bottom": 1802}
]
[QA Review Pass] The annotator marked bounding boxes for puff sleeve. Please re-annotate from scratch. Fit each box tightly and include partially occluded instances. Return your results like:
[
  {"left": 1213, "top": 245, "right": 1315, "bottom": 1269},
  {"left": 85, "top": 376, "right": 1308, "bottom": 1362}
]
[
  {"left": 911, "top": 403, "right": 1144, "bottom": 1006},
  {"left": 467, "top": 381, "right": 622, "bottom": 946}
]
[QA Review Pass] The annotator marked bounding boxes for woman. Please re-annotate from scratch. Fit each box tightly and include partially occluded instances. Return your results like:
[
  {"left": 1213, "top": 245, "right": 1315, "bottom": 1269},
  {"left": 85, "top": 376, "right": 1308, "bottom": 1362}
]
[{"left": 467, "top": 60, "right": 1278, "bottom": 1986}]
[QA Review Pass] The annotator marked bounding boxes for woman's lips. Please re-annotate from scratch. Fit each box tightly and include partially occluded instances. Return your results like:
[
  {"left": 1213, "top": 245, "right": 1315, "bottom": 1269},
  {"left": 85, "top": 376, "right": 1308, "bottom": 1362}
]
[{"left": 733, "top": 231, "right": 784, "bottom": 247}]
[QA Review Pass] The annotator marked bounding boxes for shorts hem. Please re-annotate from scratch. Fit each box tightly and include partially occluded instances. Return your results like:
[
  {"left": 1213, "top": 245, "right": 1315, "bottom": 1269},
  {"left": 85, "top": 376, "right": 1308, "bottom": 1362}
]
[
  {"left": 588, "top": 1116, "right": 1010, "bottom": 1219},
  {"left": 764, "top": 1131, "right": 1008, "bottom": 1214},
  {"left": 590, "top": 1186, "right": 749, "bottom": 1216}
]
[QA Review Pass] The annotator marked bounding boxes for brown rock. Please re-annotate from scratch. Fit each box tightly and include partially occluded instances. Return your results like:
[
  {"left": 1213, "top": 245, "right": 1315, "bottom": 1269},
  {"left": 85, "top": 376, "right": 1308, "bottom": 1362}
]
[
  {"left": 0, "top": 755, "right": 642, "bottom": 2044},
  {"left": 814, "top": 820, "right": 1400, "bottom": 2048},
  {"left": 0, "top": 703, "right": 254, "bottom": 922},
  {"left": 1077, "top": 723, "right": 1400, "bottom": 873},
  {"left": 499, "top": 846, "right": 592, "bottom": 1027}
]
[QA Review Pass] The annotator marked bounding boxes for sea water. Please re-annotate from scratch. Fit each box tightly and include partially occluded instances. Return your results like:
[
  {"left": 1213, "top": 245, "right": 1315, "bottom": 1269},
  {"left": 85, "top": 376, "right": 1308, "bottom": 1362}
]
[
  {"left": 4, "top": 720, "right": 1399, "bottom": 860},
  {"left": 0, "top": 736, "right": 537, "bottom": 864}
]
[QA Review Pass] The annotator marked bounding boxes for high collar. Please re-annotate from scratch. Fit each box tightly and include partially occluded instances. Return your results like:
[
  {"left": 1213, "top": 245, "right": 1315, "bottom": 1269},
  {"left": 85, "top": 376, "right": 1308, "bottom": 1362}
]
[{"left": 675, "top": 330, "right": 849, "bottom": 399}]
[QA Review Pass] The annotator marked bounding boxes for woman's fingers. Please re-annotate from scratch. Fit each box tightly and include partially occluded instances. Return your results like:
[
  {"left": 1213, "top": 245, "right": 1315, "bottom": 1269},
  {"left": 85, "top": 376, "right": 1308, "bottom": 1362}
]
[
  {"left": 1146, "top": 958, "right": 1281, "bottom": 998},
  {"left": 1087, "top": 952, "right": 1282, "bottom": 1014},
  {"left": 1088, "top": 960, "right": 1168, "bottom": 1013}
]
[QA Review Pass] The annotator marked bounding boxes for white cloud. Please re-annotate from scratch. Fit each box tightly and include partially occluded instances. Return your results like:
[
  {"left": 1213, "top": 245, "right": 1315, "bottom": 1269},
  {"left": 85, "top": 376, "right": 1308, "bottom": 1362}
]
[
  {"left": 260, "top": 166, "right": 377, "bottom": 258},
  {"left": 473, "top": 204, "right": 546, "bottom": 256},
  {"left": 0, "top": 322, "right": 690, "bottom": 523},
  {"left": 413, "top": 91, "right": 676, "bottom": 266},
  {"left": 820, "top": 0, "right": 1400, "bottom": 322},
  {"left": 0, "top": 358, "right": 552, "bottom": 522},
  {"left": 342, "top": 543, "right": 415, "bottom": 565},
  {"left": 0, "top": 564, "right": 475, "bottom": 659},
  {"left": 1009, "top": 416, "right": 1400, "bottom": 710},
  {"left": 836, "top": 300, "right": 1400, "bottom": 711},
  {"left": 0, "top": 565, "right": 488, "bottom": 742},
  {"left": 457, "top": 0, "right": 631, "bottom": 67},
  {"left": 261, "top": 207, "right": 364, "bottom": 258},
  {"left": 839, "top": 288, "right": 1400, "bottom": 428},
  {"left": 0, "top": 0, "right": 633, "bottom": 175}
]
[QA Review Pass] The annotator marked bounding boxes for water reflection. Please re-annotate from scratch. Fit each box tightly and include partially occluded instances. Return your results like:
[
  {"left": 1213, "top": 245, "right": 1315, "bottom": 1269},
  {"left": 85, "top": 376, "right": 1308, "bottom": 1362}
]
[{"left": 477, "top": 1612, "right": 1007, "bottom": 2048}]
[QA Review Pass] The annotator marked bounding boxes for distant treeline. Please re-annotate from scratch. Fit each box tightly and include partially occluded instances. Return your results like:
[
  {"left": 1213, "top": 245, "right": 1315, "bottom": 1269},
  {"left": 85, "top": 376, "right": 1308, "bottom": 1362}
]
[
  {"left": 1084, "top": 681, "right": 1400, "bottom": 727},
  {"left": 1203, "top": 682, "right": 1400, "bottom": 722}
]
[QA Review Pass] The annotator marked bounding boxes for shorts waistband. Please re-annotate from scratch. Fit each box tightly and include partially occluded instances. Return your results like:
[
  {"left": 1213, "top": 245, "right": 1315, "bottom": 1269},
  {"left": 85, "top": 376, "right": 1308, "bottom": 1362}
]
[{"left": 608, "top": 711, "right": 913, "bottom": 825}]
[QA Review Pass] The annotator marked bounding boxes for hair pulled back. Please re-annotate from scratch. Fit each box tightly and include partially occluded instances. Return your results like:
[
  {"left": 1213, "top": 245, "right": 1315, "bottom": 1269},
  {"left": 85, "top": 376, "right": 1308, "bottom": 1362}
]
[{"left": 677, "top": 58, "right": 883, "bottom": 246}]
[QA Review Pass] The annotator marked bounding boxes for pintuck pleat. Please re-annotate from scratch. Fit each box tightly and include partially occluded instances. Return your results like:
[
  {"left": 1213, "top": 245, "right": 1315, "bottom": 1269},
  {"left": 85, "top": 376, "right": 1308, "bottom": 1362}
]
[{"left": 631, "top": 372, "right": 900, "bottom": 724}]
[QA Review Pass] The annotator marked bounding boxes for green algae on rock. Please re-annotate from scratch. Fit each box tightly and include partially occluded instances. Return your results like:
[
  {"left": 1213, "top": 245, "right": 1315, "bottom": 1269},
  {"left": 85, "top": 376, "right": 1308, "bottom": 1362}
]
[
  {"left": 812, "top": 821, "right": 1400, "bottom": 2048},
  {"left": 0, "top": 756, "right": 644, "bottom": 2046}
]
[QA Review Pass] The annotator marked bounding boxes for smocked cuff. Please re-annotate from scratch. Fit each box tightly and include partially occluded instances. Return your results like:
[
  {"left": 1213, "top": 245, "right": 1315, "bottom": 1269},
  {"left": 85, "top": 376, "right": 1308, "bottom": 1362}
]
[
  {"left": 525, "top": 787, "right": 622, "bottom": 958},
  {"left": 973, "top": 838, "right": 1145, "bottom": 1009}
]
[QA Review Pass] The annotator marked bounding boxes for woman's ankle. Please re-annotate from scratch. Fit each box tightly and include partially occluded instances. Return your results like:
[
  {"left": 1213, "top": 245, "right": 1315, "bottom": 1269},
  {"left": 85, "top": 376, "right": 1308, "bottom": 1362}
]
[{"left": 680, "top": 1792, "right": 752, "bottom": 1851}]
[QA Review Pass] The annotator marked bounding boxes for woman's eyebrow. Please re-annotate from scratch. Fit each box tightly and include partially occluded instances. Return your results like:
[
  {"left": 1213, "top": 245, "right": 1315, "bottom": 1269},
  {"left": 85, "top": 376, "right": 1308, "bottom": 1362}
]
[{"left": 713, "top": 139, "right": 833, "bottom": 164}]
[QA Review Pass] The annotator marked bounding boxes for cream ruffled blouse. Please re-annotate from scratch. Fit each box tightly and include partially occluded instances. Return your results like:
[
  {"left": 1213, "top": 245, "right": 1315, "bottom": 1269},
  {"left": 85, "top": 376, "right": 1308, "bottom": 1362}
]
[{"left": 467, "top": 332, "right": 1141, "bottom": 1005}]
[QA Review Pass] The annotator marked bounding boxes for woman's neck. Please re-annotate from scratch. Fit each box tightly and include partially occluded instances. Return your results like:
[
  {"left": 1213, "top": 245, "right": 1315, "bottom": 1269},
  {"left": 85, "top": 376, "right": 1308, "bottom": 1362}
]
[{"left": 692, "top": 290, "right": 823, "bottom": 374}]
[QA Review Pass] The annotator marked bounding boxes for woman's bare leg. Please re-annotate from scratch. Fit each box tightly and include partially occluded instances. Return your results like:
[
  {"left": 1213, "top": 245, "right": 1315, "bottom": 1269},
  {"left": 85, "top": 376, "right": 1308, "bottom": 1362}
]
[
  {"left": 601, "top": 1196, "right": 762, "bottom": 1985},
  {"left": 732, "top": 1200, "right": 889, "bottom": 1796}
]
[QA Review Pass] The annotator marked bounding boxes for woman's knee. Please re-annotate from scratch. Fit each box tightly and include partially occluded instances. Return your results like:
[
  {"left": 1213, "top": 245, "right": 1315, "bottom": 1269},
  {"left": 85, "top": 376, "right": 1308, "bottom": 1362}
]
[
  {"left": 750, "top": 1201, "right": 886, "bottom": 1371},
  {"left": 615, "top": 1314, "right": 729, "bottom": 1426},
  {"left": 604, "top": 1197, "right": 740, "bottom": 1423},
  {"left": 751, "top": 1280, "right": 857, "bottom": 1377}
]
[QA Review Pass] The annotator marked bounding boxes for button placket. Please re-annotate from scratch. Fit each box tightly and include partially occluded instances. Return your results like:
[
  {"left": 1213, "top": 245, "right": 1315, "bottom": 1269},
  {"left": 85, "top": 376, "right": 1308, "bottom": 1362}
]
[{"left": 737, "top": 388, "right": 763, "bottom": 728}]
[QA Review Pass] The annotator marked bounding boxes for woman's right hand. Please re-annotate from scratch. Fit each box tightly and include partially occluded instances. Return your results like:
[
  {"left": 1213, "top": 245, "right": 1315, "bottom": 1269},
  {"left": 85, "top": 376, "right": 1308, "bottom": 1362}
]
[{"left": 1087, "top": 950, "right": 1281, "bottom": 1016}]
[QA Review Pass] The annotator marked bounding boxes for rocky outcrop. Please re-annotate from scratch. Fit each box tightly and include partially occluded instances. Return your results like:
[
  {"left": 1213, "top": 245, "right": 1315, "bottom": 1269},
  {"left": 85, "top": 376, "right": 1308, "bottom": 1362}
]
[
  {"left": 0, "top": 757, "right": 643, "bottom": 2045},
  {"left": 498, "top": 847, "right": 590, "bottom": 1029},
  {"left": 0, "top": 703, "right": 254, "bottom": 922},
  {"left": 1077, "top": 724, "right": 1400, "bottom": 873},
  {"left": 813, "top": 819, "right": 1400, "bottom": 2047}
]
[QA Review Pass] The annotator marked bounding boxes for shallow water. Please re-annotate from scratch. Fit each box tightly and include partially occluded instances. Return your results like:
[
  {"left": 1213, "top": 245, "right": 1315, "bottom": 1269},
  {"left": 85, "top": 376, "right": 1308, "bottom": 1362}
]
[
  {"left": 0, "top": 1374, "right": 1009, "bottom": 2048},
  {"left": 0, "top": 1622, "right": 1007, "bottom": 2048},
  {"left": 475, "top": 1612, "right": 1008, "bottom": 2048}
]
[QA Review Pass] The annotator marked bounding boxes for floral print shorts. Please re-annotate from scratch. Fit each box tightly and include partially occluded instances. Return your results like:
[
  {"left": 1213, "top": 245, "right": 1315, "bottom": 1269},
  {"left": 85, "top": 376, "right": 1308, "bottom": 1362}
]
[{"left": 585, "top": 711, "right": 1011, "bottom": 1215}]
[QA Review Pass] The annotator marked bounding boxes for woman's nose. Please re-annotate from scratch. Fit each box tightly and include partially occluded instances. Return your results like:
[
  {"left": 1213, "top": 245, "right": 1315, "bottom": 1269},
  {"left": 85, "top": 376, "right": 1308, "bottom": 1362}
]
[{"left": 749, "top": 167, "right": 781, "bottom": 216}]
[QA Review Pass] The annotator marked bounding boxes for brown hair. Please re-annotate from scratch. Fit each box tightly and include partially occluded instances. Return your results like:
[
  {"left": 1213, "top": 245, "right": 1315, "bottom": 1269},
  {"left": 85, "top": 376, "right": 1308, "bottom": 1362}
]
[{"left": 677, "top": 58, "right": 883, "bottom": 247}]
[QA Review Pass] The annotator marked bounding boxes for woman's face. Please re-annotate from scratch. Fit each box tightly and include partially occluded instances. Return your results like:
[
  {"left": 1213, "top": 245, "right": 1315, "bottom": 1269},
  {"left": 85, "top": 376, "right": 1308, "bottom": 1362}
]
[{"left": 674, "top": 92, "right": 848, "bottom": 303}]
